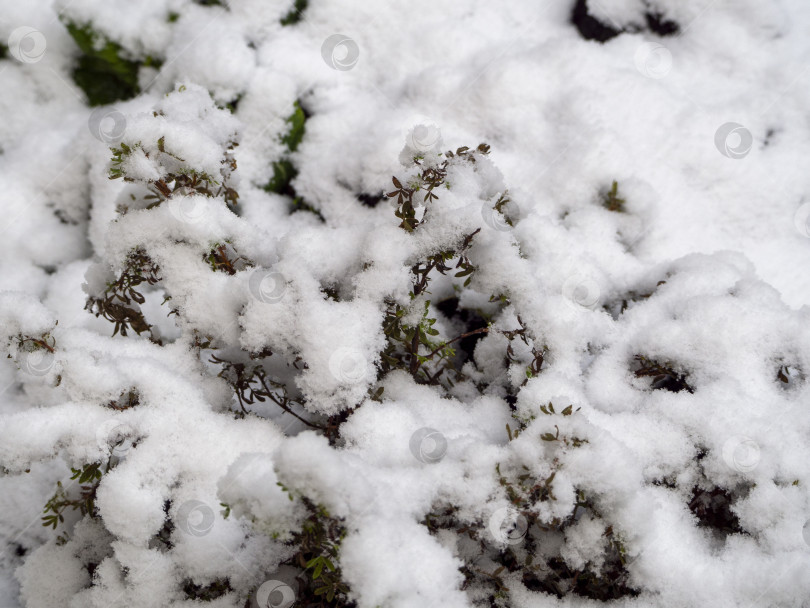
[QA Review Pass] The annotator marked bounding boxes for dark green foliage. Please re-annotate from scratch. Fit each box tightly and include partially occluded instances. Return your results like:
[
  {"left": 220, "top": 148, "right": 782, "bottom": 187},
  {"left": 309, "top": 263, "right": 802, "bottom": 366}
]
[
  {"left": 85, "top": 248, "right": 161, "bottom": 337},
  {"left": 435, "top": 297, "right": 489, "bottom": 364},
  {"left": 420, "top": 404, "right": 637, "bottom": 603},
  {"left": 265, "top": 101, "right": 307, "bottom": 201},
  {"left": 380, "top": 230, "right": 483, "bottom": 385},
  {"left": 387, "top": 144, "right": 489, "bottom": 232},
  {"left": 209, "top": 353, "right": 324, "bottom": 430},
  {"left": 92, "top": 134, "right": 241, "bottom": 336},
  {"left": 42, "top": 463, "right": 105, "bottom": 532},
  {"left": 571, "top": 0, "right": 679, "bottom": 43},
  {"left": 150, "top": 500, "right": 175, "bottom": 551},
  {"left": 267, "top": 487, "right": 355, "bottom": 605},
  {"left": 633, "top": 355, "right": 694, "bottom": 393},
  {"left": 280, "top": 497, "right": 353, "bottom": 606},
  {"left": 221, "top": 93, "right": 243, "bottom": 114},
  {"left": 64, "top": 22, "right": 148, "bottom": 106},
  {"left": 493, "top": 192, "right": 517, "bottom": 227},
  {"left": 182, "top": 577, "right": 232, "bottom": 601},
  {"left": 496, "top": 461, "right": 558, "bottom": 510},
  {"left": 110, "top": 139, "right": 239, "bottom": 208},
  {"left": 281, "top": 101, "right": 306, "bottom": 152},
  {"left": 502, "top": 316, "right": 546, "bottom": 383},
  {"left": 381, "top": 145, "right": 552, "bottom": 394},
  {"left": 688, "top": 486, "right": 744, "bottom": 536},
  {"left": 424, "top": 474, "right": 636, "bottom": 602},
  {"left": 281, "top": 0, "right": 309, "bottom": 26},
  {"left": 605, "top": 280, "right": 666, "bottom": 318},
  {"left": 265, "top": 158, "right": 298, "bottom": 197}
]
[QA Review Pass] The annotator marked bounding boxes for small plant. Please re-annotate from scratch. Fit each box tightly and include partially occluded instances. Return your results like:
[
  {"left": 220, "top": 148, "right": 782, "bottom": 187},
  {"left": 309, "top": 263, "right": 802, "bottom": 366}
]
[
  {"left": 204, "top": 242, "right": 253, "bottom": 275},
  {"left": 605, "top": 280, "right": 666, "bottom": 318},
  {"left": 688, "top": 485, "right": 745, "bottom": 537},
  {"left": 182, "top": 577, "right": 232, "bottom": 601},
  {"left": 276, "top": 492, "right": 353, "bottom": 606},
  {"left": 210, "top": 353, "right": 324, "bottom": 431},
  {"left": 264, "top": 101, "right": 308, "bottom": 204},
  {"left": 85, "top": 248, "right": 161, "bottom": 338},
  {"left": 601, "top": 180, "right": 625, "bottom": 213},
  {"left": 502, "top": 316, "right": 546, "bottom": 383},
  {"left": 109, "top": 137, "right": 239, "bottom": 208},
  {"left": 42, "top": 463, "right": 105, "bottom": 533},
  {"left": 633, "top": 355, "right": 694, "bottom": 393},
  {"left": 386, "top": 143, "right": 490, "bottom": 232},
  {"left": 380, "top": 229, "right": 482, "bottom": 381},
  {"left": 105, "top": 388, "right": 140, "bottom": 410},
  {"left": 280, "top": 0, "right": 309, "bottom": 26},
  {"left": 12, "top": 333, "right": 56, "bottom": 357},
  {"left": 776, "top": 362, "right": 803, "bottom": 389}
]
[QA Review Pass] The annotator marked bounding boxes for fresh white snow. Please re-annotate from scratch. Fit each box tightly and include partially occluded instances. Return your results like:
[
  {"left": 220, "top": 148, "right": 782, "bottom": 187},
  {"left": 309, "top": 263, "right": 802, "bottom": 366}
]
[{"left": 1, "top": 0, "right": 810, "bottom": 607}]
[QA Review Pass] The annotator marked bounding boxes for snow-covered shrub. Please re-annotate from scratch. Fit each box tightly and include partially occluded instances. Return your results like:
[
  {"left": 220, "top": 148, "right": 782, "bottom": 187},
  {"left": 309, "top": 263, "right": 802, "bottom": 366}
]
[{"left": 2, "top": 1, "right": 810, "bottom": 607}]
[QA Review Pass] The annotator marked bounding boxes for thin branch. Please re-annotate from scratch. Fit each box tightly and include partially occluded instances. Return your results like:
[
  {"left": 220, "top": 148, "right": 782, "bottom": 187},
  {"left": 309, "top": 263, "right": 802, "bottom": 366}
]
[{"left": 423, "top": 327, "right": 490, "bottom": 362}]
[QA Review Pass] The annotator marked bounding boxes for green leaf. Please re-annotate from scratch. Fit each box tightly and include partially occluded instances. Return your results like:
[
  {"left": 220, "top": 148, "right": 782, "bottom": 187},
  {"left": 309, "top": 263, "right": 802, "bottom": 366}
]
[
  {"left": 281, "top": 101, "right": 306, "bottom": 152},
  {"left": 280, "top": 0, "right": 308, "bottom": 26},
  {"left": 64, "top": 22, "right": 145, "bottom": 106}
]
